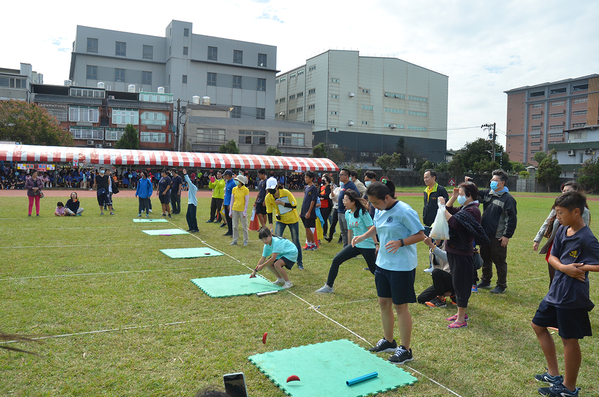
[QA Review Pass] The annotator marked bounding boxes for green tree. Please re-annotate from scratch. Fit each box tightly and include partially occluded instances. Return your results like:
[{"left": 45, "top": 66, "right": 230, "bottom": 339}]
[
  {"left": 536, "top": 149, "right": 562, "bottom": 192},
  {"left": 510, "top": 161, "right": 526, "bottom": 174},
  {"left": 534, "top": 151, "right": 548, "bottom": 164},
  {"left": 265, "top": 146, "right": 282, "bottom": 156},
  {"left": 448, "top": 153, "right": 465, "bottom": 179},
  {"left": 578, "top": 158, "right": 599, "bottom": 193},
  {"left": 376, "top": 152, "right": 401, "bottom": 175},
  {"left": 219, "top": 139, "right": 240, "bottom": 154},
  {"left": 436, "top": 162, "right": 449, "bottom": 172},
  {"left": 0, "top": 100, "right": 73, "bottom": 146},
  {"left": 458, "top": 138, "right": 510, "bottom": 174},
  {"left": 311, "top": 142, "right": 327, "bottom": 158},
  {"left": 115, "top": 124, "right": 140, "bottom": 149},
  {"left": 419, "top": 160, "right": 434, "bottom": 173},
  {"left": 328, "top": 147, "right": 345, "bottom": 164},
  {"left": 519, "top": 170, "right": 531, "bottom": 179}
]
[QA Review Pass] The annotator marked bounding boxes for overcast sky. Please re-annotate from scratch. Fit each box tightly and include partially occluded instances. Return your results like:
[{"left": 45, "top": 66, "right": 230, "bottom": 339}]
[{"left": 2, "top": 0, "right": 598, "bottom": 151}]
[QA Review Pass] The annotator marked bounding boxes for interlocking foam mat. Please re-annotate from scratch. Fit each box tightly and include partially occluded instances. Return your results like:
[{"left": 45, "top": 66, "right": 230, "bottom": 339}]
[
  {"left": 133, "top": 218, "right": 168, "bottom": 223},
  {"left": 190, "top": 274, "right": 284, "bottom": 298},
  {"left": 160, "top": 247, "right": 223, "bottom": 258},
  {"left": 142, "top": 229, "right": 189, "bottom": 235},
  {"left": 249, "top": 339, "right": 417, "bottom": 397}
]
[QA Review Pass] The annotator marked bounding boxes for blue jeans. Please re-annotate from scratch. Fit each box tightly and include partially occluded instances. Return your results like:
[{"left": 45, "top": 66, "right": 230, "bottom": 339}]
[{"left": 275, "top": 221, "right": 302, "bottom": 266}]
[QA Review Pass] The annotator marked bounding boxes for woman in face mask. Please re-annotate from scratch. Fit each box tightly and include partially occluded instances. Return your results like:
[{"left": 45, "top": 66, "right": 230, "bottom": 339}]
[{"left": 438, "top": 182, "right": 490, "bottom": 329}]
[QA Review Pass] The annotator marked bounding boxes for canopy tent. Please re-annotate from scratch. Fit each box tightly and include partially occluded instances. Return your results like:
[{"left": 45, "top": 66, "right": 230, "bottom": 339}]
[{"left": 0, "top": 144, "right": 338, "bottom": 172}]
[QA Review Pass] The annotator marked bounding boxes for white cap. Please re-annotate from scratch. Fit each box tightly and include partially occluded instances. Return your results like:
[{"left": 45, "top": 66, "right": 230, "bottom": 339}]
[
  {"left": 234, "top": 175, "right": 248, "bottom": 185},
  {"left": 266, "top": 177, "right": 278, "bottom": 189}
]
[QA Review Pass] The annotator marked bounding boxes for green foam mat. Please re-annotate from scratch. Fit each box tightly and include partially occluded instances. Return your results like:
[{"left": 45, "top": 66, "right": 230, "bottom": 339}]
[
  {"left": 190, "top": 274, "right": 283, "bottom": 298},
  {"left": 160, "top": 247, "right": 223, "bottom": 258},
  {"left": 249, "top": 339, "right": 417, "bottom": 397},
  {"left": 142, "top": 229, "right": 189, "bottom": 236},
  {"left": 133, "top": 218, "right": 168, "bottom": 223}
]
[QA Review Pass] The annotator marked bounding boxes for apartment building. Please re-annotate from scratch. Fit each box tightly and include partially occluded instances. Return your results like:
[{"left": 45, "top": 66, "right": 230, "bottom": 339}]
[{"left": 0, "top": 63, "right": 43, "bottom": 102}]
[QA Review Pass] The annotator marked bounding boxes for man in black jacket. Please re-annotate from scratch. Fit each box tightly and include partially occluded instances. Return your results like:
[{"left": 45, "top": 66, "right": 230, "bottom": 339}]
[
  {"left": 476, "top": 169, "right": 518, "bottom": 294},
  {"left": 423, "top": 169, "right": 449, "bottom": 273}
]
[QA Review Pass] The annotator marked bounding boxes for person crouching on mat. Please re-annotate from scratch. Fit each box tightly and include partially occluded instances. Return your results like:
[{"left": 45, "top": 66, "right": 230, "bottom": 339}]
[
  {"left": 250, "top": 227, "right": 297, "bottom": 289},
  {"left": 315, "top": 189, "right": 377, "bottom": 293}
]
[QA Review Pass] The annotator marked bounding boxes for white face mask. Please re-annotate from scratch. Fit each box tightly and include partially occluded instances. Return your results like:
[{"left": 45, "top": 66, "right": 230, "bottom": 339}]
[{"left": 365, "top": 180, "right": 371, "bottom": 187}]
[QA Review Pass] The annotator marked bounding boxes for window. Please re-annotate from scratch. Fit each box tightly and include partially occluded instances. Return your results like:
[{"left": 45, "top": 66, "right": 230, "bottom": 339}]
[
  {"left": 207, "top": 72, "right": 216, "bottom": 86},
  {"left": 407, "top": 125, "right": 427, "bottom": 131},
  {"left": 289, "top": 94, "right": 295, "bottom": 100},
  {"left": 105, "top": 128, "right": 125, "bottom": 141},
  {"left": 256, "top": 108, "right": 265, "bottom": 119},
  {"left": 0, "top": 77, "right": 26, "bottom": 88},
  {"left": 70, "top": 127, "right": 103, "bottom": 140},
  {"left": 384, "top": 92, "right": 405, "bottom": 99},
  {"left": 86, "top": 65, "right": 97, "bottom": 80},
  {"left": 69, "top": 106, "right": 100, "bottom": 123},
  {"left": 290, "top": 73, "right": 296, "bottom": 78},
  {"left": 233, "top": 50, "right": 243, "bottom": 64},
  {"left": 361, "top": 121, "right": 369, "bottom": 125},
  {"left": 296, "top": 107, "right": 303, "bottom": 112},
  {"left": 183, "top": 47, "right": 188, "bottom": 56},
  {"left": 87, "top": 38, "right": 98, "bottom": 53},
  {"left": 550, "top": 87, "right": 566, "bottom": 95},
  {"left": 279, "top": 76, "right": 286, "bottom": 82},
  {"left": 330, "top": 111, "right": 338, "bottom": 115},
  {"left": 574, "top": 98, "right": 588, "bottom": 104},
  {"left": 182, "top": 75, "right": 187, "bottom": 84},
  {"left": 550, "top": 112, "right": 564, "bottom": 118},
  {"left": 140, "top": 93, "right": 173, "bottom": 103},
  {"left": 308, "top": 104, "right": 315, "bottom": 110},
  {"left": 573, "top": 84, "right": 588, "bottom": 92},
  {"left": 362, "top": 105, "right": 373, "bottom": 110},
  {"left": 233, "top": 75, "right": 242, "bottom": 89},
  {"left": 275, "top": 99, "right": 278, "bottom": 104},
  {"left": 143, "top": 45, "right": 153, "bottom": 60},
  {"left": 280, "top": 97, "right": 285, "bottom": 103},
  {"left": 384, "top": 123, "right": 404, "bottom": 128},
  {"left": 198, "top": 128, "right": 225, "bottom": 143},
  {"left": 184, "top": 28, "right": 189, "bottom": 37},
  {"left": 573, "top": 110, "right": 587, "bottom": 116},
  {"left": 258, "top": 53, "right": 267, "bottom": 67},
  {"left": 531, "top": 114, "right": 542, "bottom": 120},
  {"left": 530, "top": 91, "right": 545, "bottom": 98},
  {"left": 112, "top": 108, "right": 139, "bottom": 125},
  {"left": 551, "top": 101, "right": 564, "bottom": 106},
  {"left": 140, "top": 132, "right": 166, "bottom": 143},
  {"left": 408, "top": 95, "right": 428, "bottom": 102},
  {"left": 115, "top": 41, "right": 126, "bottom": 56},
  {"left": 532, "top": 103, "right": 543, "bottom": 109},
  {"left": 288, "top": 109, "right": 295, "bottom": 114},
  {"left": 362, "top": 89, "right": 370, "bottom": 94},
  {"left": 331, "top": 78, "right": 340, "bottom": 83},
  {"left": 279, "top": 132, "right": 304, "bottom": 146},
  {"left": 231, "top": 106, "right": 241, "bottom": 119},
  {"left": 308, "top": 65, "right": 316, "bottom": 71},
  {"left": 115, "top": 68, "right": 125, "bottom": 82},
  {"left": 257, "top": 78, "right": 266, "bottom": 92},
  {"left": 45, "top": 107, "right": 68, "bottom": 122},
  {"left": 297, "top": 92, "right": 303, "bottom": 98},
  {"left": 69, "top": 88, "right": 104, "bottom": 98},
  {"left": 208, "top": 46, "right": 218, "bottom": 61},
  {"left": 308, "top": 88, "right": 316, "bottom": 95},
  {"left": 141, "top": 112, "right": 167, "bottom": 126},
  {"left": 238, "top": 130, "right": 267, "bottom": 145},
  {"left": 549, "top": 133, "right": 563, "bottom": 138},
  {"left": 142, "top": 71, "right": 152, "bottom": 85},
  {"left": 384, "top": 107, "right": 404, "bottom": 114},
  {"left": 530, "top": 142, "right": 541, "bottom": 147},
  {"left": 531, "top": 125, "right": 542, "bottom": 131},
  {"left": 297, "top": 69, "right": 304, "bottom": 75},
  {"left": 309, "top": 120, "right": 315, "bottom": 124},
  {"left": 408, "top": 111, "right": 427, "bottom": 116},
  {"left": 550, "top": 124, "right": 563, "bottom": 130},
  {"left": 572, "top": 122, "right": 586, "bottom": 128},
  {"left": 331, "top": 127, "right": 338, "bottom": 132},
  {"left": 331, "top": 94, "right": 339, "bottom": 99}
]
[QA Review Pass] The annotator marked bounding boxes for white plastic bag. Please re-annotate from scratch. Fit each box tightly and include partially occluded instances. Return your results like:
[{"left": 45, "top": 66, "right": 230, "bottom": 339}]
[{"left": 429, "top": 204, "right": 450, "bottom": 240}]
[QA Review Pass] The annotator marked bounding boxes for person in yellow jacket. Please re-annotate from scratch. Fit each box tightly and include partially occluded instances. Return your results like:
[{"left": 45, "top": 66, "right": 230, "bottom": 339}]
[
  {"left": 207, "top": 170, "right": 225, "bottom": 223},
  {"left": 229, "top": 175, "right": 250, "bottom": 246},
  {"left": 265, "top": 177, "right": 304, "bottom": 270}
]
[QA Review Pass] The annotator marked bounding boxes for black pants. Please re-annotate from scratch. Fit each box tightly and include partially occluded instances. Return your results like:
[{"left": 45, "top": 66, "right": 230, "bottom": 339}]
[
  {"left": 320, "top": 207, "right": 331, "bottom": 237},
  {"left": 417, "top": 269, "right": 454, "bottom": 304},
  {"left": 480, "top": 236, "right": 508, "bottom": 288},
  {"left": 186, "top": 203, "right": 198, "bottom": 231},
  {"left": 210, "top": 197, "right": 223, "bottom": 222},
  {"left": 329, "top": 210, "right": 339, "bottom": 238},
  {"left": 326, "top": 245, "right": 376, "bottom": 287},
  {"left": 171, "top": 194, "right": 181, "bottom": 214},
  {"left": 224, "top": 204, "right": 232, "bottom": 234},
  {"left": 138, "top": 197, "right": 149, "bottom": 214},
  {"left": 448, "top": 252, "right": 475, "bottom": 308}
]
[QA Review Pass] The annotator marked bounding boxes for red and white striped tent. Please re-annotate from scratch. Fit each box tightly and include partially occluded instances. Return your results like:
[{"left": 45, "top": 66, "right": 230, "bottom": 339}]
[{"left": 0, "top": 144, "right": 338, "bottom": 171}]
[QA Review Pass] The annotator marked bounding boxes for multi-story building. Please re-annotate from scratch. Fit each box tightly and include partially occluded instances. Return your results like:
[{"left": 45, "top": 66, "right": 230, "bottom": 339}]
[
  {"left": 505, "top": 74, "right": 599, "bottom": 164},
  {"left": 0, "top": 63, "right": 43, "bottom": 102},
  {"left": 275, "top": 50, "right": 448, "bottom": 163},
  {"left": 549, "top": 125, "right": 599, "bottom": 177},
  {"left": 32, "top": 84, "right": 174, "bottom": 150},
  {"left": 69, "top": 20, "right": 277, "bottom": 121}
]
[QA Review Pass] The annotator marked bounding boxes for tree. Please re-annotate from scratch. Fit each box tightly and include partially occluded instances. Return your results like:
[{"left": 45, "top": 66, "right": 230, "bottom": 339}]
[
  {"left": 419, "top": 160, "right": 434, "bottom": 173},
  {"left": 115, "top": 124, "right": 139, "bottom": 149},
  {"left": 311, "top": 142, "right": 327, "bottom": 158},
  {"left": 435, "top": 162, "right": 449, "bottom": 172},
  {"left": 510, "top": 161, "right": 526, "bottom": 174},
  {"left": 519, "top": 170, "right": 530, "bottom": 179},
  {"left": 265, "top": 146, "right": 282, "bottom": 156},
  {"left": 376, "top": 152, "right": 401, "bottom": 175},
  {"left": 534, "top": 151, "right": 548, "bottom": 164},
  {"left": 328, "top": 147, "right": 345, "bottom": 164},
  {"left": 578, "top": 158, "right": 599, "bottom": 193},
  {"left": 536, "top": 149, "right": 562, "bottom": 192},
  {"left": 0, "top": 100, "right": 73, "bottom": 146},
  {"left": 219, "top": 139, "right": 240, "bottom": 154},
  {"left": 447, "top": 153, "right": 465, "bottom": 179}
]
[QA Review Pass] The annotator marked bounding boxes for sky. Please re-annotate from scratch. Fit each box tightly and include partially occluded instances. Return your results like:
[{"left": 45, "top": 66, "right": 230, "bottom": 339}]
[{"left": 2, "top": 0, "right": 598, "bottom": 151}]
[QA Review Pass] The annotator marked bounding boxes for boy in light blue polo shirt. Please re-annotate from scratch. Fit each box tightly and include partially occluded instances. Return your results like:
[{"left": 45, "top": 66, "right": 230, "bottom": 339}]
[{"left": 250, "top": 227, "right": 298, "bottom": 289}]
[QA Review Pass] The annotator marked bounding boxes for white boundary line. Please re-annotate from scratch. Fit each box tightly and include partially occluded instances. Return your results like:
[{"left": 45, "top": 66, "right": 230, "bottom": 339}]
[{"left": 0, "top": 267, "right": 208, "bottom": 281}]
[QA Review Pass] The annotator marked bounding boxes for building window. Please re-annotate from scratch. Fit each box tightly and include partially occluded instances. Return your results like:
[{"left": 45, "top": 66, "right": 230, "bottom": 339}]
[
  {"left": 279, "top": 132, "right": 304, "bottom": 146},
  {"left": 115, "top": 41, "right": 126, "bottom": 56},
  {"left": 142, "top": 71, "right": 152, "bottom": 85},
  {"left": 140, "top": 93, "right": 173, "bottom": 103},
  {"left": 258, "top": 53, "right": 267, "bottom": 67},
  {"left": 572, "top": 122, "right": 586, "bottom": 128},
  {"left": 233, "top": 50, "right": 243, "bottom": 64},
  {"left": 573, "top": 84, "right": 588, "bottom": 92},
  {"left": 551, "top": 101, "right": 564, "bottom": 106},
  {"left": 143, "top": 45, "right": 153, "bottom": 60},
  {"left": 331, "top": 127, "right": 338, "bottom": 132},
  {"left": 531, "top": 114, "right": 542, "bottom": 120},
  {"left": 257, "top": 78, "right": 266, "bottom": 92},
  {"left": 408, "top": 95, "right": 428, "bottom": 102},
  {"left": 275, "top": 99, "right": 278, "bottom": 104},
  {"left": 331, "top": 78, "right": 340, "bottom": 83},
  {"left": 385, "top": 92, "right": 405, "bottom": 99},
  {"left": 184, "top": 28, "right": 189, "bottom": 37},
  {"left": 289, "top": 94, "right": 295, "bottom": 100},
  {"left": 330, "top": 111, "right": 338, "bottom": 115},
  {"left": 549, "top": 87, "right": 567, "bottom": 95},
  {"left": 208, "top": 46, "right": 218, "bottom": 61},
  {"left": 549, "top": 124, "right": 563, "bottom": 130},
  {"left": 362, "top": 105, "right": 373, "bottom": 110},
  {"left": 407, "top": 125, "right": 427, "bottom": 131},
  {"left": 550, "top": 112, "right": 564, "bottom": 118},
  {"left": 308, "top": 88, "right": 316, "bottom": 95},
  {"left": 233, "top": 75, "right": 242, "bottom": 89},
  {"left": 280, "top": 97, "right": 285, "bottom": 103},
  {"left": 549, "top": 133, "right": 563, "bottom": 138},
  {"left": 198, "top": 128, "right": 225, "bottom": 143},
  {"left": 384, "top": 107, "right": 404, "bottom": 114},
  {"left": 362, "top": 121, "right": 369, "bottom": 125},
  {"left": 238, "top": 130, "right": 267, "bottom": 145},
  {"left": 530, "top": 91, "right": 545, "bottom": 98},
  {"left": 105, "top": 128, "right": 125, "bottom": 141},
  {"left": 573, "top": 110, "right": 587, "bottom": 116},
  {"left": 45, "top": 107, "right": 68, "bottom": 122},
  {"left": 530, "top": 142, "right": 541, "bottom": 147},
  {"left": 279, "top": 76, "right": 286, "bottom": 82},
  {"left": 288, "top": 109, "right": 295, "bottom": 114},
  {"left": 141, "top": 112, "right": 167, "bottom": 126},
  {"left": 182, "top": 75, "right": 187, "bottom": 84},
  {"left": 231, "top": 106, "right": 241, "bottom": 119},
  {"left": 87, "top": 38, "right": 98, "bottom": 53},
  {"left": 531, "top": 125, "right": 542, "bottom": 131},
  {"left": 169, "top": 46, "right": 171, "bottom": 56},
  {"left": 256, "top": 108, "right": 265, "bottom": 120},
  {"left": 297, "top": 92, "right": 303, "bottom": 98},
  {"left": 309, "top": 120, "right": 315, "bottom": 124},
  {"left": 532, "top": 103, "right": 543, "bottom": 109},
  {"left": 115, "top": 68, "right": 125, "bottom": 82},
  {"left": 331, "top": 94, "right": 339, "bottom": 99},
  {"left": 296, "top": 107, "right": 303, "bottom": 112},
  {"left": 574, "top": 98, "right": 588, "bottom": 104},
  {"left": 112, "top": 108, "right": 139, "bottom": 125},
  {"left": 308, "top": 65, "right": 316, "bottom": 71},
  {"left": 362, "top": 89, "right": 370, "bottom": 94},
  {"left": 70, "top": 88, "right": 104, "bottom": 98},
  {"left": 408, "top": 111, "right": 427, "bottom": 116},
  {"left": 70, "top": 127, "right": 103, "bottom": 140},
  {"left": 308, "top": 104, "right": 315, "bottom": 110},
  {"left": 140, "top": 132, "right": 166, "bottom": 143},
  {"left": 207, "top": 72, "right": 217, "bottom": 86},
  {"left": 86, "top": 65, "right": 97, "bottom": 80},
  {"left": 290, "top": 73, "right": 296, "bottom": 78},
  {"left": 297, "top": 69, "right": 304, "bottom": 75},
  {"left": 69, "top": 106, "right": 100, "bottom": 123},
  {"left": 183, "top": 47, "right": 188, "bottom": 55}
]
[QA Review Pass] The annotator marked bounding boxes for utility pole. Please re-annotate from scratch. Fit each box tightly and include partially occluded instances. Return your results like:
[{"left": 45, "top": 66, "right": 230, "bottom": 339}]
[
  {"left": 481, "top": 122, "right": 496, "bottom": 163},
  {"left": 176, "top": 98, "right": 181, "bottom": 152}
]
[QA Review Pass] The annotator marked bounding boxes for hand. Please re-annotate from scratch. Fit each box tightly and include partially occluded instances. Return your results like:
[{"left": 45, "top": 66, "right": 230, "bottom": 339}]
[
  {"left": 385, "top": 240, "right": 402, "bottom": 253},
  {"left": 306, "top": 210, "right": 311, "bottom": 218},
  {"left": 228, "top": 211, "right": 232, "bottom": 217},
  {"left": 250, "top": 269, "right": 257, "bottom": 278},
  {"left": 243, "top": 211, "right": 247, "bottom": 218},
  {"left": 438, "top": 197, "right": 446, "bottom": 206},
  {"left": 563, "top": 263, "right": 586, "bottom": 282},
  {"left": 275, "top": 199, "right": 284, "bottom": 205},
  {"left": 351, "top": 235, "right": 361, "bottom": 247},
  {"left": 424, "top": 236, "right": 434, "bottom": 248},
  {"left": 533, "top": 241, "right": 539, "bottom": 251},
  {"left": 499, "top": 236, "right": 510, "bottom": 247},
  {"left": 452, "top": 187, "right": 460, "bottom": 196},
  {"left": 135, "top": 194, "right": 138, "bottom": 198}
]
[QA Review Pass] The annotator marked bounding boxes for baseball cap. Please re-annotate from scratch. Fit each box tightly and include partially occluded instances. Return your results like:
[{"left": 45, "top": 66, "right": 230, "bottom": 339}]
[
  {"left": 223, "top": 169, "right": 233, "bottom": 177},
  {"left": 266, "top": 177, "right": 278, "bottom": 189}
]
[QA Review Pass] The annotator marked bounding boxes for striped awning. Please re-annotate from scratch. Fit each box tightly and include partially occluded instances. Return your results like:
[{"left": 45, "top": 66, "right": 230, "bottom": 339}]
[{"left": 0, "top": 144, "right": 338, "bottom": 172}]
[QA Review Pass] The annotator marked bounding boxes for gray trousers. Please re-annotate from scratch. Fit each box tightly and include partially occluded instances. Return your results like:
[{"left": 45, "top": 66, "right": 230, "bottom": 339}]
[{"left": 338, "top": 212, "right": 349, "bottom": 247}]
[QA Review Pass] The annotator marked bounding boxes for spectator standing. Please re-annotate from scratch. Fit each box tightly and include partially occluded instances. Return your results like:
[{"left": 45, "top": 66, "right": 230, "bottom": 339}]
[
  {"left": 158, "top": 170, "right": 172, "bottom": 218},
  {"left": 135, "top": 171, "right": 153, "bottom": 217},
  {"left": 65, "top": 192, "right": 84, "bottom": 216},
  {"left": 93, "top": 167, "right": 113, "bottom": 215},
  {"left": 25, "top": 171, "right": 44, "bottom": 216},
  {"left": 182, "top": 169, "right": 199, "bottom": 233},
  {"left": 222, "top": 169, "right": 236, "bottom": 236},
  {"left": 319, "top": 175, "right": 333, "bottom": 239},
  {"left": 422, "top": 169, "right": 449, "bottom": 272},
  {"left": 326, "top": 179, "right": 341, "bottom": 242},
  {"left": 171, "top": 169, "right": 183, "bottom": 214},
  {"left": 337, "top": 168, "right": 359, "bottom": 247},
  {"left": 350, "top": 170, "right": 367, "bottom": 197},
  {"left": 254, "top": 169, "right": 268, "bottom": 228},
  {"left": 207, "top": 171, "right": 225, "bottom": 223},
  {"left": 300, "top": 171, "right": 319, "bottom": 250},
  {"left": 229, "top": 175, "right": 250, "bottom": 246}
]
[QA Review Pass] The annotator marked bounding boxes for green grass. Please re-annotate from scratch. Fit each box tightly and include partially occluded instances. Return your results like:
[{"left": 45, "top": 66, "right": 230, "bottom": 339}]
[{"left": 1, "top": 195, "right": 599, "bottom": 396}]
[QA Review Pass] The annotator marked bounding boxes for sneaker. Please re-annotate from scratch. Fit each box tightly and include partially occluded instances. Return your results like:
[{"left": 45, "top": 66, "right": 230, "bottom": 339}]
[
  {"left": 388, "top": 345, "right": 413, "bottom": 364},
  {"left": 223, "top": 233, "right": 232, "bottom": 236},
  {"left": 110, "top": 212, "right": 114, "bottom": 215},
  {"left": 230, "top": 241, "right": 237, "bottom": 246},
  {"left": 490, "top": 285, "right": 506, "bottom": 294},
  {"left": 368, "top": 338, "right": 397, "bottom": 353},
  {"left": 535, "top": 369, "right": 563, "bottom": 386},
  {"left": 282, "top": 281, "right": 293, "bottom": 289},
  {"left": 206, "top": 220, "right": 213, "bottom": 223},
  {"left": 424, "top": 264, "right": 433, "bottom": 273},
  {"left": 146, "top": 214, "right": 150, "bottom": 218},
  {"left": 425, "top": 296, "right": 447, "bottom": 308},
  {"left": 243, "top": 242, "right": 248, "bottom": 246},
  {"left": 138, "top": 214, "right": 142, "bottom": 217},
  {"left": 449, "top": 295, "right": 458, "bottom": 305},
  {"left": 297, "top": 263, "right": 304, "bottom": 270},
  {"left": 220, "top": 223, "right": 226, "bottom": 228},
  {"left": 476, "top": 281, "right": 491, "bottom": 289},
  {"left": 148, "top": 209, "right": 153, "bottom": 213},
  {"left": 168, "top": 214, "right": 172, "bottom": 218},
  {"left": 325, "top": 236, "right": 332, "bottom": 242},
  {"left": 538, "top": 383, "right": 579, "bottom": 397},
  {"left": 273, "top": 278, "right": 285, "bottom": 286},
  {"left": 471, "top": 284, "right": 478, "bottom": 292},
  {"left": 446, "top": 313, "right": 469, "bottom": 322},
  {"left": 447, "top": 321, "right": 468, "bottom": 329},
  {"left": 315, "top": 284, "right": 334, "bottom": 294},
  {"left": 100, "top": 212, "right": 104, "bottom": 215}
]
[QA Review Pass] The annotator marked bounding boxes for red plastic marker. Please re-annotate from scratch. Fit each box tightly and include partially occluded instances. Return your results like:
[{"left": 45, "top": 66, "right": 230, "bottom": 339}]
[
  {"left": 286, "top": 375, "right": 300, "bottom": 383},
  {"left": 204, "top": 253, "right": 210, "bottom": 255},
  {"left": 250, "top": 274, "right": 256, "bottom": 278},
  {"left": 262, "top": 332, "right": 268, "bottom": 344}
]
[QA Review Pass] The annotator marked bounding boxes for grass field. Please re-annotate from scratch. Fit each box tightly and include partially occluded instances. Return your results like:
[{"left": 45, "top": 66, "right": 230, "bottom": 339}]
[{"left": 2, "top": 193, "right": 599, "bottom": 396}]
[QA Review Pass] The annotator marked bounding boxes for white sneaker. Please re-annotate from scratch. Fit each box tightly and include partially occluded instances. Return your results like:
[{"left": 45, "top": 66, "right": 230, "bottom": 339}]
[
  {"left": 273, "top": 278, "right": 285, "bottom": 286},
  {"left": 282, "top": 281, "right": 293, "bottom": 289},
  {"left": 315, "top": 284, "right": 334, "bottom": 293},
  {"left": 148, "top": 209, "right": 153, "bottom": 213}
]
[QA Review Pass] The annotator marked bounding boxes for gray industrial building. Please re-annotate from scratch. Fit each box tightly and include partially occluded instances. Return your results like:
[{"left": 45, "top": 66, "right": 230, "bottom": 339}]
[
  {"left": 0, "top": 63, "right": 43, "bottom": 102},
  {"left": 275, "top": 50, "right": 448, "bottom": 163}
]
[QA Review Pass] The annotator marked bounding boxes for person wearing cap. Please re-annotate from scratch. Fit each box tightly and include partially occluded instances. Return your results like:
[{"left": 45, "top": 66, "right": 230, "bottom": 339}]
[
  {"left": 229, "top": 175, "right": 250, "bottom": 246},
  {"left": 264, "top": 176, "right": 304, "bottom": 270},
  {"left": 222, "top": 169, "right": 236, "bottom": 236}
]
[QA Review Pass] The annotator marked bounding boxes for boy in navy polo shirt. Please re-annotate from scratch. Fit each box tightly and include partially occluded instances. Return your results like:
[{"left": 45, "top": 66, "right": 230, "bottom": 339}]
[{"left": 532, "top": 192, "right": 599, "bottom": 397}]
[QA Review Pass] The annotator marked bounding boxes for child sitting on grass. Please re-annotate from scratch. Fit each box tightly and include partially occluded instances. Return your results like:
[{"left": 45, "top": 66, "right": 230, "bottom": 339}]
[
  {"left": 532, "top": 191, "right": 599, "bottom": 397},
  {"left": 55, "top": 202, "right": 66, "bottom": 217},
  {"left": 250, "top": 227, "right": 297, "bottom": 289}
]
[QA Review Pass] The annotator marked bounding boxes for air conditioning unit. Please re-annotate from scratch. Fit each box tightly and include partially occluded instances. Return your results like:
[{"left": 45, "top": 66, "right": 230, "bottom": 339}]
[
  {"left": 567, "top": 150, "right": 575, "bottom": 156},
  {"left": 585, "top": 149, "right": 593, "bottom": 155},
  {"left": 105, "top": 142, "right": 112, "bottom": 147},
  {"left": 390, "top": 124, "right": 397, "bottom": 129},
  {"left": 348, "top": 92, "right": 355, "bottom": 98},
  {"left": 348, "top": 120, "right": 355, "bottom": 126},
  {"left": 87, "top": 140, "right": 94, "bottom": 145},
  {"left": 279, "top": 111, "right": 285, "bottom": 116},
  {"left": 95, "top": 144, "right": 103, "bottom": 148}
]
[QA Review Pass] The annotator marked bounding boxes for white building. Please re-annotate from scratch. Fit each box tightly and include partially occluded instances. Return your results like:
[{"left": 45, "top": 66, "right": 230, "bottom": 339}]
[{"left": 549, "top": 125, "right": 599, "bottom": 178}]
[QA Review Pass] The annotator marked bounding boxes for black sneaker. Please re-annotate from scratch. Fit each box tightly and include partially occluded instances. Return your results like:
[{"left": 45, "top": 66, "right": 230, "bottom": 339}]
[
  {"left": 535, "top": 369, "right": 563, "bottom": 386},
  {"left": 368, "top": 338, "right": 397, "bottom": 353},
  {"left": 490, "top": 285, "right": 506, "bottom": 294},
  {"left": 476, "top": 281, "right": 492, "bottom": 289},
  {"left": 425, "top": 296, "right": 447, "bottom": 308},
  {"left": 538, "top": 383, "right": 579, "bottom": 396},
  {"left": 388, "top": 345, "right": 413, "bottom": 364}
]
